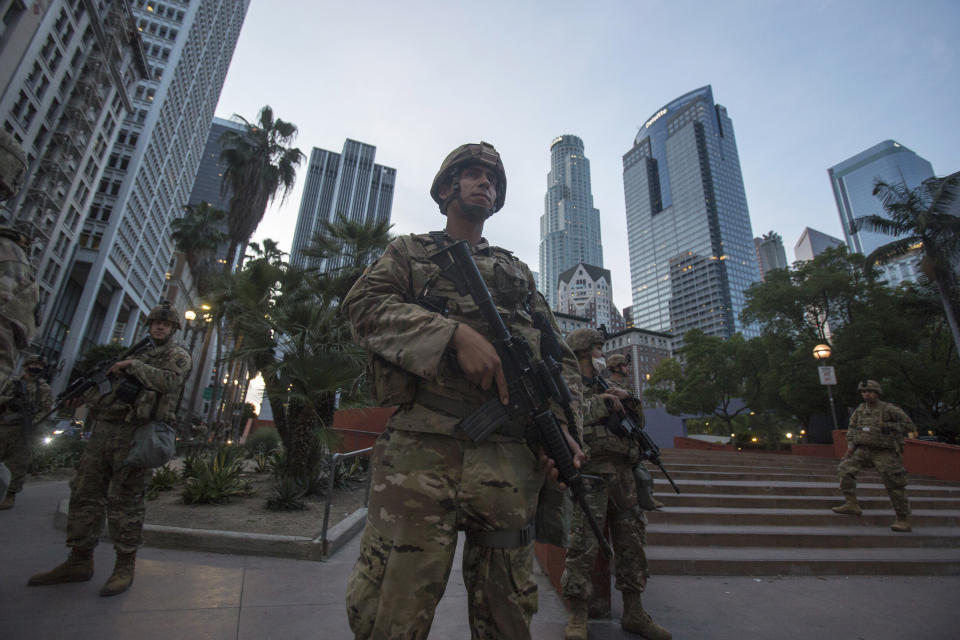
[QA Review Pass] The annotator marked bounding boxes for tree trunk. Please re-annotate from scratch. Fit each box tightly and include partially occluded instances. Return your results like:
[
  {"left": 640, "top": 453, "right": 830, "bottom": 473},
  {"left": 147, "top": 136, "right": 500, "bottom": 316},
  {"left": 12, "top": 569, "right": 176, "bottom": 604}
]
[{"left": 932, "top": 272, "right": 960, "bottom": 360}]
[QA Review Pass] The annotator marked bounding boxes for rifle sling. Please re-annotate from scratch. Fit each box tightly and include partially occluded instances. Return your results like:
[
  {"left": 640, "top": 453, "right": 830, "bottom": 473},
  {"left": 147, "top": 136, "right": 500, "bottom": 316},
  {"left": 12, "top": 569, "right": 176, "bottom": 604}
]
[{"left": 414, "top": 389, "right": 526, "bottom": 442}]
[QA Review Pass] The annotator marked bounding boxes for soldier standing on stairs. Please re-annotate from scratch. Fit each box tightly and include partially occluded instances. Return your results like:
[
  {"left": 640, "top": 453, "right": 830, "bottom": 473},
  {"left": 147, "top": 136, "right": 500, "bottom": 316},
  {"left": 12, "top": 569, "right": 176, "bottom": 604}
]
[{"left": 831, "top": 379, "right": 914, "bottom": 533}]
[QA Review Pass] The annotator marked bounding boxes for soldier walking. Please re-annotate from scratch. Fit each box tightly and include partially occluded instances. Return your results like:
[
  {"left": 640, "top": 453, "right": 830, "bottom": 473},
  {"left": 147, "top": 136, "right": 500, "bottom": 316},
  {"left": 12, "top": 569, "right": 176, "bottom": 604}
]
[
  {"left": 0, "top": 354, "right": 52, "bottom": 509},
  {"left": 831, "top": 379, "right": 914, "bottom": 532},
  {"left": 342, "top": 142, "right": 584, "bottom": 640},
  {"left": 562, "top": 330, "right": 670, "bottom": 640},
  {"left": 28, "top": 302, "right": 191, "bottom": 595}
]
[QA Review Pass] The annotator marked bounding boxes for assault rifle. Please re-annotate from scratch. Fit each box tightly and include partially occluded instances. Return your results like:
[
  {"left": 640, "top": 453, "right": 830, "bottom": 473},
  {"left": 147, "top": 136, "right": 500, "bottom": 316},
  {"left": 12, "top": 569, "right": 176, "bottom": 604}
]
[
  {"left": 431, "top": 240, "right": 612, "bottom": 558},
  {"left": 595, "top": 376, "right": 680, "bottom": 494},
  {"left": 35, "top": 336, "right": 152, "bottom": 425}
]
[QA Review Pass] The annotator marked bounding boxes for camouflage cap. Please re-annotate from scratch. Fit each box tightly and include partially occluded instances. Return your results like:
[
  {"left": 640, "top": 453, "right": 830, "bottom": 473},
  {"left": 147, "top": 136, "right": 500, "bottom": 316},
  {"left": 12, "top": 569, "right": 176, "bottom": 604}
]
[
  {"left": 147, "top": 300, "right": 181, "bottom": 330},
  {"left": 858, "top": 379, "right": 882, "bottom": 394},
  {"left": 606, "top": 354, "right": 628, "bottom": 368},
  {"left": 565, "top": 328, "right": 605, "bottom": 355},
  {"left": 430, "top": 142, "right": 507, "bottom": 214}
]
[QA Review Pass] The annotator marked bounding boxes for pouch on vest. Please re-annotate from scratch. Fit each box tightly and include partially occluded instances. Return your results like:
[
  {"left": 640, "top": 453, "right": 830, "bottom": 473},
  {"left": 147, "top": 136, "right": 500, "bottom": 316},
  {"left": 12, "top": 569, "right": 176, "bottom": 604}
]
[
  {"left": 124, "top": 420, "right": 176, "bottom": 468},
  {"left": 633, "top": 463, "right": 658, "bottom": 511},
  {"left": 369, "top": 355, "right": 418, "bottom": 407}
]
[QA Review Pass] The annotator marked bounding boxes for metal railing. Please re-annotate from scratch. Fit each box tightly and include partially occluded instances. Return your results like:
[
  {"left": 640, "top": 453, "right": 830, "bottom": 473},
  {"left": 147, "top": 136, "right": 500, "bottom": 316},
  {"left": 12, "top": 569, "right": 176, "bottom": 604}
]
[{"left": 319, "top": 445, "right": 373, "bottom": 555}]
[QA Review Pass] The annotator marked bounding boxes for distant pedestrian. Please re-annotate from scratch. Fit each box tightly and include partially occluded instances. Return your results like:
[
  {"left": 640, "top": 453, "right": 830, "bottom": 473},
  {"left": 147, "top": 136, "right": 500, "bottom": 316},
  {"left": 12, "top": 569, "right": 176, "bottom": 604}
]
[
  {"left": 831, "top": 379, "right": 914, "bottom": 532},
  {"left": 0, "top": 354, "right": 52, "bottom": 510}
]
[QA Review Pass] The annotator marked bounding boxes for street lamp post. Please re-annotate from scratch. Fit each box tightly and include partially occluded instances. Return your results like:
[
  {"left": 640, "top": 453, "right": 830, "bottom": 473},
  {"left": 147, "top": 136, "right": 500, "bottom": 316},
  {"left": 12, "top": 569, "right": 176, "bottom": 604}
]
[{"left": 813, "top": 343, "right": 839, "bottom": 430}]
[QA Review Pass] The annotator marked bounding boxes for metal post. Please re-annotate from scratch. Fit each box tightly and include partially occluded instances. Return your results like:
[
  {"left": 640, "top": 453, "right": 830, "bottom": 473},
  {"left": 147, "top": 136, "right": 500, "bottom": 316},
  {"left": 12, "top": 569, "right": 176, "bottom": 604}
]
[{"left": 826, "top": 384, "right": 839, "bottom": 430}]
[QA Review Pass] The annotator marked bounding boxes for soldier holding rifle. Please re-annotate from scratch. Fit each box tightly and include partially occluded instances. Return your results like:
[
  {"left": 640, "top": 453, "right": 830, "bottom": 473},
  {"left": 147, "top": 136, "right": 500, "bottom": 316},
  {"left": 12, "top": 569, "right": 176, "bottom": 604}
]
[{"left": 0, "top": 354, "right": 52, "bottom": 510}]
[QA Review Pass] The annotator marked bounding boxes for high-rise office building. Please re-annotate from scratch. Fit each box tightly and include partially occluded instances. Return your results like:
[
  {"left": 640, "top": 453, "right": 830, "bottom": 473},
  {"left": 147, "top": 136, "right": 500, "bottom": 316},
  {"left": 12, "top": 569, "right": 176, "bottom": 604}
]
[
  {"left": 290, "top": 139, "right": 395, "bottom": 272},
  {"left": 754, "top": 231, "right": 788, "bottom": 279},
  {"left": 4, "top": 0, "right": 250, "bottom": 390},
  {"left": 829, "top": 140, "right": 934, "bottom": 257},
  {"left": 622, "top": 85, "right": 759, "bottom": 342},
  {"left": 539, "top": 134, "right": 602, "bottom": 309},
  {"left": 793, "top": 227, "right": 844, "bottom": 263}
]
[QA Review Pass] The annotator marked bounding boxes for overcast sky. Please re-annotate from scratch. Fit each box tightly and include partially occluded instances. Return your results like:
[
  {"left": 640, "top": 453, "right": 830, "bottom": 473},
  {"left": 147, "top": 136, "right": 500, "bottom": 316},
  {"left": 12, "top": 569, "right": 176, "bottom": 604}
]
[{"left": 213, "top": 0, "right": 959, "bottom": 310}]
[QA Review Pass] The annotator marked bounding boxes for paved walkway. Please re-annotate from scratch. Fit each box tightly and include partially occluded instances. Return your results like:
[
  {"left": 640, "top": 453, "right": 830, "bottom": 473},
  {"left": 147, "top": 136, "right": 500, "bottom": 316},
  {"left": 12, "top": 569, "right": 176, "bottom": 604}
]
[{"left": 2, "top": 481, "right": 959, "bottom": 639}]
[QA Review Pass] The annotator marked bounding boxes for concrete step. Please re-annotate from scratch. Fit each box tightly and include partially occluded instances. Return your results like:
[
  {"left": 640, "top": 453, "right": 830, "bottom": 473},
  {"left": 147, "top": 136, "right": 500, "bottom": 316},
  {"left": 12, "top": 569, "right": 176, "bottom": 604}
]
[
  {"left": 645, "top": 524, "right": 960, "bottom": 549},
  {"left": 659, "top": 462, "right": 946, "bottom": 483},
  {"left": 644, "top": 507, "right": 960, "bottom": 527},
  {"left": 652, "top": 480, "right": 960, "bottom": 498},
  {"left": 655, "top": 493, "right": 960, "bottom": 510},
  {"left": 645, "top": 545, "right": 960, "bottom": 576},
  {"left": 650, "top": 470, "right": 960, "bottom": 485}
]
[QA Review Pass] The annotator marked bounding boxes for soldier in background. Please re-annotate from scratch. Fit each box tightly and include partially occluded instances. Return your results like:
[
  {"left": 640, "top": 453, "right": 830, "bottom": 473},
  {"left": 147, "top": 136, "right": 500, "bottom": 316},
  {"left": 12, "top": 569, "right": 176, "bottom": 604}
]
[
  {"left": 831, "top": 379, "right": 914, "bottom": 532},
  {"left": 28, "top": 302, "right": 191, "bottom": 596},
  {"left": 342, "top": 142, "right": 584, "bottom": 639},
  {"left": 0, "top": 222, "right": 40, "bottom": 381},
  {"left": 562, "top": 329, "right": 670, "bottom": 640},
  {"left": 605, "top": 353, "right": 664, "bottom": 511},
  {"left": 0, "top": 354, "right": 52, "bottom": 510}
]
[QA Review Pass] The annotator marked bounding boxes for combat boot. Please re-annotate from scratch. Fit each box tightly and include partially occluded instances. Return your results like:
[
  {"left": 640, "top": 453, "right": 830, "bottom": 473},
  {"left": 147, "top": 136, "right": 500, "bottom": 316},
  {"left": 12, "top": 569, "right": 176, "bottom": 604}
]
[
  {"left": 831, "top": 495, "right": 862, "bottom": 516},
  {"left": 564, "top": 599, "right": 589, "bottom": 640},
  {"left": 891, "top": 516, "right": 912, "bottom": 532},
  {"left": 0, "top": 493, "right": 14, "bottom": 510},
  {"left": 622, "top": 591, "right": 671, "bottom": 640},
  {"left": 27, "top": 548, "right": 94, "bottom": 586},
  {"left": 99, "top": 550, "right": 136, "bottom": 596}
]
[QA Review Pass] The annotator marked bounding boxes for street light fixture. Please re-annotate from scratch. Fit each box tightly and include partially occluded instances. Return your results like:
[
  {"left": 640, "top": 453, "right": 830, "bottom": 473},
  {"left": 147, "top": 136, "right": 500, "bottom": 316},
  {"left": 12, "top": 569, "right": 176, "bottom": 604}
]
[{"left": 813, "top": 343, "right": 839, "bottom": 430}]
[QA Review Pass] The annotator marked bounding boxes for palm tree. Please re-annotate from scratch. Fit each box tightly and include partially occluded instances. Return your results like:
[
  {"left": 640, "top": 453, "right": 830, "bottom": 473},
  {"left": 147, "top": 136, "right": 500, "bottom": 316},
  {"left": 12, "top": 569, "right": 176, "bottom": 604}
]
[
  {"left": 219, "top": 106, "right": 305, "bottom": 272},
  {"left": 171, "top": 201, "right": 226, "bottom": 295},
  {"left": 851, "top": 175, "right": 960, "bottom": 356},
  {"left": 300, "top": 212, "right": 393, "bottom": 300}
]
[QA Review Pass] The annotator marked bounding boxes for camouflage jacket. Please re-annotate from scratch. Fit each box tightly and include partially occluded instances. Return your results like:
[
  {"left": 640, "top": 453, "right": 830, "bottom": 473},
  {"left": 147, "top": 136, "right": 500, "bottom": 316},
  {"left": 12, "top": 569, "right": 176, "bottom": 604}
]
[
  {"left": 88, "top": 338, "right": 192, "bottom": 425},
  {"left": 343, "top": 231, "right": 582, "bottom": 440},
  {"left": 847, "top": 401, "right": 913, "bottom": 450},
  {"left": 0, "top": 236, "right": 38, "bottom": 348},
  {"left": 581, "top": 375, "right": 640, "bottom": 473},
  {"left": 0, "top": 375, "right": 53, "bottom": 426}
]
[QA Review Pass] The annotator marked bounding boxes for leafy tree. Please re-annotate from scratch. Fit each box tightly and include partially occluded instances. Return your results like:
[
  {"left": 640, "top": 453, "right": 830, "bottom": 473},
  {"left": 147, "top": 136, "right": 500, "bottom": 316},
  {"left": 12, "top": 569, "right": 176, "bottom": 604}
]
[
  {"left": 647, "top": 330, "right": 762, "bottom": 432},
  {"left": 852, "top": 176, "right": 960, "bottom": 355},
  {"left": 171, "top": 201, "right": 226, "bottom": 295},
  {"left": 219, "top": 106, "right": 305, "bottom": 271}
]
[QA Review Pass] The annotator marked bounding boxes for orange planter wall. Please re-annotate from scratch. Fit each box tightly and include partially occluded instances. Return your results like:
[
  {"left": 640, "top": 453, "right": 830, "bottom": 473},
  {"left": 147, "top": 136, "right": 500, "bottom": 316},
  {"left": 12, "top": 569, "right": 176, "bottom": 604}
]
[
  {"left": 673, "top": 436, "right": 735, "bottom": 451},
  {"left": 790, "top": 443, "right": 835, "bottom": 458},
  {"left": 330, "top": 407, "right": 396, "bottom": 452}
]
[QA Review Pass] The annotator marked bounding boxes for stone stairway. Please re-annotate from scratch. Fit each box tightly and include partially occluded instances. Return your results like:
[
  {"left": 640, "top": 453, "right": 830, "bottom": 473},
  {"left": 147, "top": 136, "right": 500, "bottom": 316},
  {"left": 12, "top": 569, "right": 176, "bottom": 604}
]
[{"left": 645, "top": 449, "right": 960, "bottom": 575}]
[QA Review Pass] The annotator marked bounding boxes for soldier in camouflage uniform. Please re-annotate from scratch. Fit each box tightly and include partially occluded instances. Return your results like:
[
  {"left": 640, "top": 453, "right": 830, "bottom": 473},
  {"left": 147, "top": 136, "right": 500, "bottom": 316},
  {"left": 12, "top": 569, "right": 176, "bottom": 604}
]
[
  {"left": 0, "top": 223, "right": 39, "bottom": 381},
  {"left": 0, "top": 354, "right": 53, "bottom": 509},
  {"left": 562, "top": 330, "right": 670, "bottom": 640},
  {"left": 605, "top": 354, "right": 664, "bottom": 511},
  {"left": 831, "top": 379, "right": 914, "bottom": 532},
  {"left": 29, "top": 301, "right": 191, "bottom": 596},
  {"left": 343, "top": 142, "right": 584, "bottom": 640}
]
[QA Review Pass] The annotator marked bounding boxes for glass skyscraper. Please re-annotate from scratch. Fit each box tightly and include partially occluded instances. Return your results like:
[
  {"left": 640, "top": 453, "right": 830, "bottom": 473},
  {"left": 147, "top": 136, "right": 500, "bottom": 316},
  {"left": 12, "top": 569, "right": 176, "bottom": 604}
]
[
  {"left": 622, "top": 85, "right": 759, "bottom": 341},
  {"left": 539, "top": 135, "right": 602, "bottom": 309},
  {"left": 828, "top": 140, "right": 934, "bottom": 257}
]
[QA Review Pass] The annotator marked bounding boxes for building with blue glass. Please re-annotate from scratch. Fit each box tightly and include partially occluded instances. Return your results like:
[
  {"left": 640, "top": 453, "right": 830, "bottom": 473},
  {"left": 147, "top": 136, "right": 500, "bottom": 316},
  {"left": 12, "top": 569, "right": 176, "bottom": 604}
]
[
  {"left": 539, "top": 134, "right": 603, "bottom": 308},
  {"left": 622, "top": 86, "right": 759, "bottom": 342}
]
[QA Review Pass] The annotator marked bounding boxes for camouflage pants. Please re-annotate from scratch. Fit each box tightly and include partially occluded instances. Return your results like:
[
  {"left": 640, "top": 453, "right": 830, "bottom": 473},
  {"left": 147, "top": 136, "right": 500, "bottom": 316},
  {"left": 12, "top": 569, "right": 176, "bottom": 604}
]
[
  {"left": 0, "top": 322, "right": 18, "bottom": 382},
  {"left": 838, "top": 445, "right": 910, "bottom": 517},
  {"left": 66, "top": 419, "right": 147, "bottom": 553},
  {"left": 346, "top": 428, "right": 544, "bottom": 640},
  {"left": 561, "top": 462, "right": 649, "bottom": 601},
  {"left": 0, "top": 423, "right": 29, "bottom": 494}
]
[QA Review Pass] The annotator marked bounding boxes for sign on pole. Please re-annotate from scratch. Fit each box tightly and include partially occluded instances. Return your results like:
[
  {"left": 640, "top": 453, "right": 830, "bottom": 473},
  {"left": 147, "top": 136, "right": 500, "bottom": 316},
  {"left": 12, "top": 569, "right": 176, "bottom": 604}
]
[{"left": 818, "top": 366, "right": 837, "bottom": 386}]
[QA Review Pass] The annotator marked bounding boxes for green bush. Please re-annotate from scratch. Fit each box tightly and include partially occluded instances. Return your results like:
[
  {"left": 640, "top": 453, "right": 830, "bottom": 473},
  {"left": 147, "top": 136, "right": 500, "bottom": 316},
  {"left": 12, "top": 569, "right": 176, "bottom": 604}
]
[
  {"left": 149, "top": 463, "right": 180, "bottom": 491},
  {"left": 28, "top": 436, "right": 86, "bottom": 474},
  {"left": 181, "top": 447, "right": 251, "bottom": 504},
  {"left": 181, "top": 450, "right": 207, "bottom": 480},
  {"left": 252, "top": 452, "right": 270, "bottom": 473},
  {"left": 265, "top": 474, "right": 307, "bottom": 511},
  {"left": 246, "top": 427, "right": 281, "bottom": 455}
]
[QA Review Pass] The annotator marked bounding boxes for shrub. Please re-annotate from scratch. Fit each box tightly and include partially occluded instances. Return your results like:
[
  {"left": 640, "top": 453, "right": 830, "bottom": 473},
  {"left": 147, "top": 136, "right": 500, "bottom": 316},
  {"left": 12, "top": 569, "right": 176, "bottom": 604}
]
[
  {"left": 265, "top": 474, "right": 307, "bottom": 511},
  {"left": 149, "top": 463, "right": 180, "bottom": 491},
  {"left": 252, "top": 452, "right": 270, "bottom": 473},
  {"left": 246, "top": 427, "right": 281, "bottom": 455},
  {"left": 28, "top": 436, "right": 85, "bottom": 474},
  {"left": 181, "top": 447, "right": 251, "bottom": 504}
]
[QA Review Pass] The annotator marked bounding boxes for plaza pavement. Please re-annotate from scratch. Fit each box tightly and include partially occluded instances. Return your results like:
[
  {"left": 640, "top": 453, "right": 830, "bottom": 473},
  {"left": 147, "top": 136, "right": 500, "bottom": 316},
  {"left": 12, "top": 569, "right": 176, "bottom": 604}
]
[{"left": 1, "top": 480, "right": 958, "bottom": 639}]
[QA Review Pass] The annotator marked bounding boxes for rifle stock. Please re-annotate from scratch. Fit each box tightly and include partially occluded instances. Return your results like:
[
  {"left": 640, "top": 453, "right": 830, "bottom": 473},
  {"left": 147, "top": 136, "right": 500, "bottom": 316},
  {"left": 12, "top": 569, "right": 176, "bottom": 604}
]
[{"left": 431, "top": 240, "right": 613, "bottom": 558}]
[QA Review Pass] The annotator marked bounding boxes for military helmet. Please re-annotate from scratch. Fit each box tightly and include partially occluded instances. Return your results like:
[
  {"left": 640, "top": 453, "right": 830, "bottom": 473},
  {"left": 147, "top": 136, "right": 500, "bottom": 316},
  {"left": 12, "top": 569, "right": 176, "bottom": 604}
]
[
  {"left": 565, "top": 328, "right": 605, "bottom": 355},
  {"left": 606, "top": 354, "right": 628, "bottom": 368},
  {"left": 858, "top": 379, "right": 882, "bottom": 394},
  {"left": 430, "top": 142, "right": 507, "bottom": 215},
  {"left": 147, "top": 300, "right": 181, "bottom": 330},
  {"left": 0, "top": 222, "right": 31, "bottom": 249},
  {"left": 23, "top": 354, "right": 46, "bottom": 368}
]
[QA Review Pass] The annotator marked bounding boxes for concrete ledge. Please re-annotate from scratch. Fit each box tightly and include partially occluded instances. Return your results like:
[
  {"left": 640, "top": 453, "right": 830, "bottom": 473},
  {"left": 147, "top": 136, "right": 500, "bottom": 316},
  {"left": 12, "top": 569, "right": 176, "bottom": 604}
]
[{"left": 54, "top": 498, "right": 366, "bottom": 562}]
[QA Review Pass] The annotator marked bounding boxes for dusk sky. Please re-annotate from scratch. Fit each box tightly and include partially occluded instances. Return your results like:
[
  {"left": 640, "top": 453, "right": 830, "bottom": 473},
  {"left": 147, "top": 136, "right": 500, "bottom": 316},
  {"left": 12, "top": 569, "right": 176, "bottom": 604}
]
[{"left": 214, "top": 0, "right": 959, "bottom": 310}]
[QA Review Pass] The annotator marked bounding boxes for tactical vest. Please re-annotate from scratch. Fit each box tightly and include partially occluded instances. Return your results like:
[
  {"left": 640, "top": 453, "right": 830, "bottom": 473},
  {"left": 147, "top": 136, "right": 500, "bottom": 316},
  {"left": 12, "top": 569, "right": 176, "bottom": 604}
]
[
  {"left": 369, "top": 232, "right": 541, "bottom": 430},
  {"left": 581, "top": 379, "right": 640, "bottom": 463},
  {"left": 848, "top": 402, "right": 902, "bottom": 449},
  {"left": 95, "top": 341, "right": 187, "bottom": 424}
]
